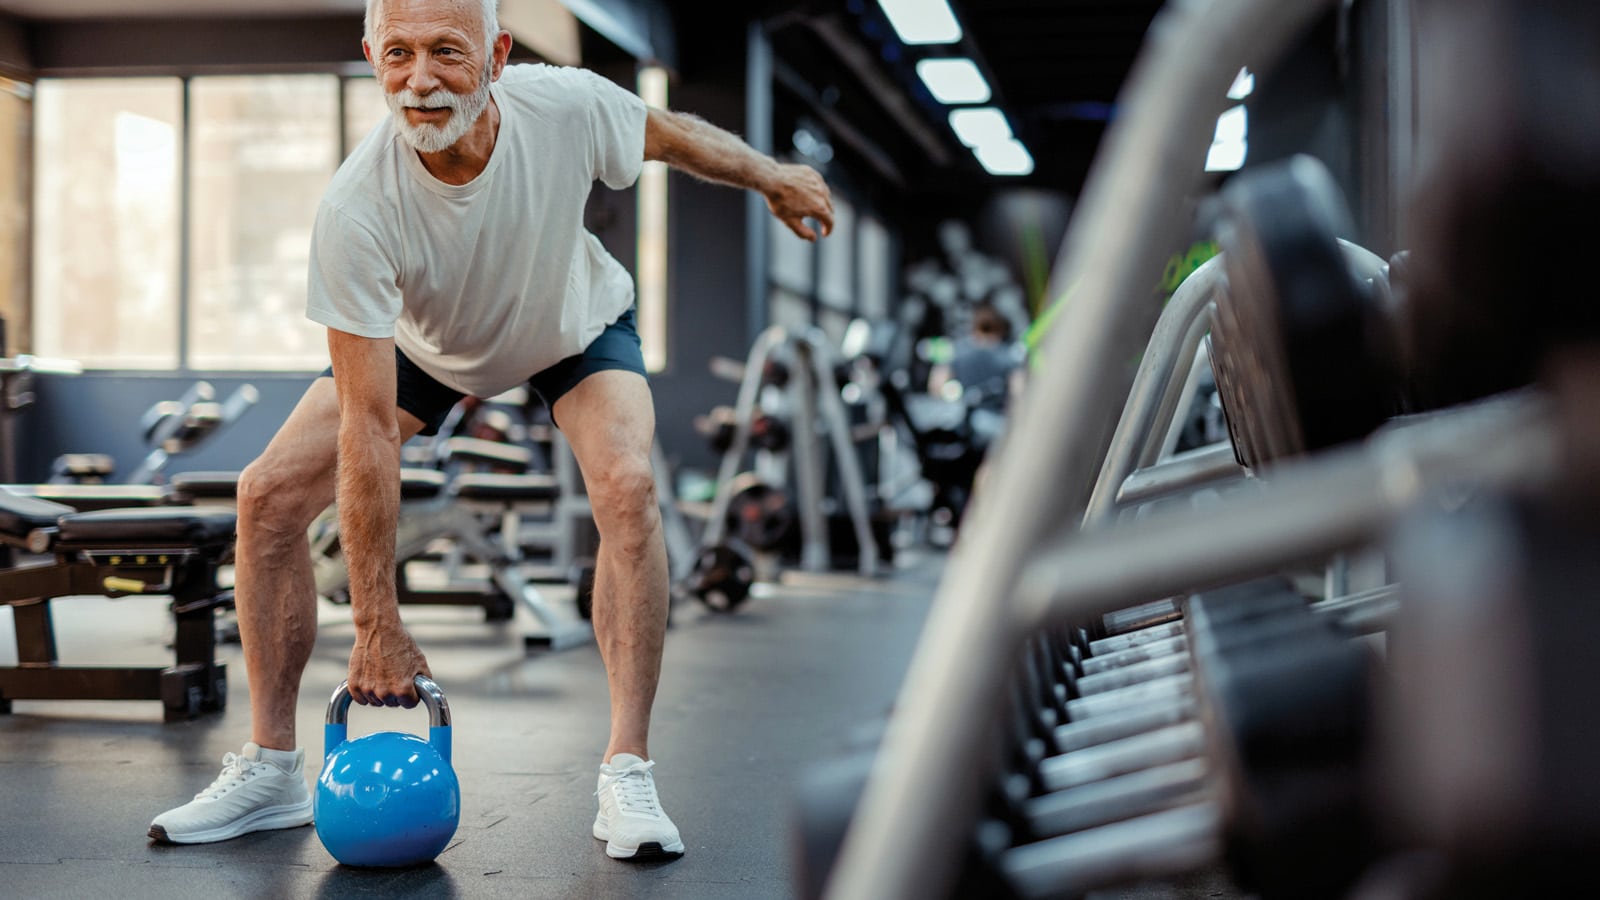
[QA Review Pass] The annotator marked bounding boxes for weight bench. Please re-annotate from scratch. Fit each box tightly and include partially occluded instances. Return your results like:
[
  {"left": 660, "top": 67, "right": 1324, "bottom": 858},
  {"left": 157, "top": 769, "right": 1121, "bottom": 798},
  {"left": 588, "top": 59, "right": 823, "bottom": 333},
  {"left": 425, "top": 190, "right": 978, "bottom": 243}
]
[
  {"left": 166, "top": 468, "right": 590, "bottom": 650},
  {"left": 0, "top": 490, "right": 236, "bottom": 720},
  {"left": 4, "top": 482, "right": 171, "bottom": 511},
  {"left": 310, "top": 469, "right": 591, "bottom": 651}
]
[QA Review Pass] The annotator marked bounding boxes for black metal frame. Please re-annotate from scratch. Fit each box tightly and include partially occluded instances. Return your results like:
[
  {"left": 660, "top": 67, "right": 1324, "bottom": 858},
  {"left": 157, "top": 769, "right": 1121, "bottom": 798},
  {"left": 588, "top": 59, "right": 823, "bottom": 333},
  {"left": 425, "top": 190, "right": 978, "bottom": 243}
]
[{"left": 0, "top": 546, "right": 231, "bottom": 721}]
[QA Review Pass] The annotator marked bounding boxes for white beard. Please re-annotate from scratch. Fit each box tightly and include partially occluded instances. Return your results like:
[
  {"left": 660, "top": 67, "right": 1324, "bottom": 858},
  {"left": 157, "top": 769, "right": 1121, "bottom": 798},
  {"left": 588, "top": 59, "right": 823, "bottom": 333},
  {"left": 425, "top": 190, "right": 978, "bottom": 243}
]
[{"left": 386, "top": 69, "right": 492, "bottom": 154}]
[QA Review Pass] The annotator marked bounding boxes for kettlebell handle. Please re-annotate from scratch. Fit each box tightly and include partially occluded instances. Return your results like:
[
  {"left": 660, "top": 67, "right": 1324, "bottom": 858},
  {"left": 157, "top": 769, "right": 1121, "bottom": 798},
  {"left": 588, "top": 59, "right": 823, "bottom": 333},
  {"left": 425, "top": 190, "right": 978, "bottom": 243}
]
[{"left": 325, "top": 674, "right": 452, "bottom": 728}]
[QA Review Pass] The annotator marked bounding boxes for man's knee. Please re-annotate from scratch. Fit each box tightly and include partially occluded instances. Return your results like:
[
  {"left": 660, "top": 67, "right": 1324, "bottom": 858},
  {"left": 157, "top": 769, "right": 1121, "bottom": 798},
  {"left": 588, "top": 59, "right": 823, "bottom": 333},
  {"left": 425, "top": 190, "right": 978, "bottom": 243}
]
[
  {"left": 237, "top": 457, "right": 322, "bottom": 534},
  {"left": 587, "top": 456, "right": 659, "bottom": 541}
]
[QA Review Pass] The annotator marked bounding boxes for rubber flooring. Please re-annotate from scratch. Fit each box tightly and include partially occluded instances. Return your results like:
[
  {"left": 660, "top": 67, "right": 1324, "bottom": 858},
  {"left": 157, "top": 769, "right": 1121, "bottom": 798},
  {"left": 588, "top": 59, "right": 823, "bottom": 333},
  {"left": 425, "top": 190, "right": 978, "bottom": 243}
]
[{"left": 0, "top": 556, "right": 942, "bottom": 900}]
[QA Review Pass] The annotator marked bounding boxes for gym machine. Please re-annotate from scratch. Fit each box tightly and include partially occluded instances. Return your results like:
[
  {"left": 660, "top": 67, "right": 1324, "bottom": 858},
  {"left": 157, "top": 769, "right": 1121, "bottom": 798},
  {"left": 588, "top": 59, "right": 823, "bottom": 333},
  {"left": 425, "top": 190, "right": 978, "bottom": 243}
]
[{"left": 685, "top": 326, "right": 882, "bottom": 610}]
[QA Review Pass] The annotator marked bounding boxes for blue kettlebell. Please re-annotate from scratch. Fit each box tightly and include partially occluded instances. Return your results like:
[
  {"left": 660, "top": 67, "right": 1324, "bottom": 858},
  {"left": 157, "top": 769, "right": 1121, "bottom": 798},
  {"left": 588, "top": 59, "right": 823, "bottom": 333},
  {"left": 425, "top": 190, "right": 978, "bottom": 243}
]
[{"left": 315, "top": 675, "right": 460, "bottom": 867}]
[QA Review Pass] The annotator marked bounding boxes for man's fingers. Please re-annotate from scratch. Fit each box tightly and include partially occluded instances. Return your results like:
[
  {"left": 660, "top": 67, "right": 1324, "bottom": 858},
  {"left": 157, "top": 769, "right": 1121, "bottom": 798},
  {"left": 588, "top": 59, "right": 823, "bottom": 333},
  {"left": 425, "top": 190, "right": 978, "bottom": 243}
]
[{"left": 788, "top": 216, "right": 817, "bottom": 241}]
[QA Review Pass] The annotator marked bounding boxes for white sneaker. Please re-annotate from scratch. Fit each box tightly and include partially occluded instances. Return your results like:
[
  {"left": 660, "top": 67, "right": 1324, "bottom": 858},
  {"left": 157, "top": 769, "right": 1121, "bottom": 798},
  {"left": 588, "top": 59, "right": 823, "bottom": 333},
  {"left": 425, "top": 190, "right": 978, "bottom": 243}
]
[
  {"left": 593, "top": 753, "right": 685, "bottom": 860},
  {"left": 148, "top": 742, "right": 314, "bottom": 844}
]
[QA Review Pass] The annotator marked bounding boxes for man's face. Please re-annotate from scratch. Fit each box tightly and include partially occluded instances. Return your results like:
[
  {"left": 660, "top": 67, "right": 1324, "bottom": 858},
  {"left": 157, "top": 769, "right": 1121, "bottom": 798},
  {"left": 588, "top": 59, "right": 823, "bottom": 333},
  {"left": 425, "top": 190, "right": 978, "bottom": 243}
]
[{"left": 367, "top": 0, "right": 495, "bottom": 153}]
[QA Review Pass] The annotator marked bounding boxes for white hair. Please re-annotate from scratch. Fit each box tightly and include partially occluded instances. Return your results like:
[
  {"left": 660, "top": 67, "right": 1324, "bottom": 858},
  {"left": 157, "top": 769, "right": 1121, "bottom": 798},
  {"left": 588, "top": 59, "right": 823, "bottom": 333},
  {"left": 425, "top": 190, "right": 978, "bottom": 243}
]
[{"left": 365, "top": 0, "right": 501, "bottom": 52}]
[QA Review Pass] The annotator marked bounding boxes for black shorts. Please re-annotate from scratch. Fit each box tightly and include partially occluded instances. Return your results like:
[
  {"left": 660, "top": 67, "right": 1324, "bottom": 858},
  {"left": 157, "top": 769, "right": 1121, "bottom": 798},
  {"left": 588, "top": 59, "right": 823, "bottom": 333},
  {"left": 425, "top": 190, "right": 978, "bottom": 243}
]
[{"left": 320, "top": 307, "right": 646, "bottom": 435}]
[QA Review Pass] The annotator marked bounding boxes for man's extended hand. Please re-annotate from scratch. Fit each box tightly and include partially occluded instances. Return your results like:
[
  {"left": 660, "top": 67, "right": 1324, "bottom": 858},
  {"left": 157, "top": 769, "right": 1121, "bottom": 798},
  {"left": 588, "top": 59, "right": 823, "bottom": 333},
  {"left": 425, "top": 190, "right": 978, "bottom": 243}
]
[
  {"left": 347, "top": 620, "right": 432, "bottom": 707},
  {"left": 766, "top": 163, "right": 835, "bottom": 242}
]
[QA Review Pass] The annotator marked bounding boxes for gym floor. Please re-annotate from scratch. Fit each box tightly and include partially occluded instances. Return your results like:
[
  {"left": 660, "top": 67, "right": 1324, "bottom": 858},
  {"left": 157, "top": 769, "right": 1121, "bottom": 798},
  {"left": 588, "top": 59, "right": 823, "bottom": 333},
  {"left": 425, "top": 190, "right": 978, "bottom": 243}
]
[
  {"left": 0, "top": 556, "right": 936, "bottom": 900},
  {"left": 0, "top": 552, "right": 1245, "bottom": 900}
]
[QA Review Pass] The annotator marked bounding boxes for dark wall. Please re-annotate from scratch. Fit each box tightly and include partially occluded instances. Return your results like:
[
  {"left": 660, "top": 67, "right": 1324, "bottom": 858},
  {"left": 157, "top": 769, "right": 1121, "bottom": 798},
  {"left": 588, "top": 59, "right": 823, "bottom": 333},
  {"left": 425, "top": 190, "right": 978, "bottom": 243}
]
[
  {"left": 651, "top": 78, "right": 753, "bottom": 474},
  {"left": 0, "top": 14, "right": 30, "bottom": 78},
  {"left": 17, "top": 372, "right": 312, "bottom": 483}
]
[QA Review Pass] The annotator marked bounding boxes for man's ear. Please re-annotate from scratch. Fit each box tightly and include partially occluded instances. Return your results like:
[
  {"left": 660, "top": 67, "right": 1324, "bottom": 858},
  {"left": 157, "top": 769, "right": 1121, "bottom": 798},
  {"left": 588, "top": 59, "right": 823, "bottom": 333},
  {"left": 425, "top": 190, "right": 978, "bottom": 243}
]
[{"left": 492, "top": 31, "right": 512, "bottom": 80}]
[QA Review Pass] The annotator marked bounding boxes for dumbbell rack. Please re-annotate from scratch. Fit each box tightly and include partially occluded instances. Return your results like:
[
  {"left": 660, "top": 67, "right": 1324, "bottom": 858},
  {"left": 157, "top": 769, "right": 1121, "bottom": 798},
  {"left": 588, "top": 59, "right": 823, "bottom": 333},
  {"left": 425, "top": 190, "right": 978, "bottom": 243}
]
[
  {"left": 698, "top": 326, "right": 881, "bottom": 577},
  {"left": 822, "top": 0, "right": 1565, "bottom": 897}
]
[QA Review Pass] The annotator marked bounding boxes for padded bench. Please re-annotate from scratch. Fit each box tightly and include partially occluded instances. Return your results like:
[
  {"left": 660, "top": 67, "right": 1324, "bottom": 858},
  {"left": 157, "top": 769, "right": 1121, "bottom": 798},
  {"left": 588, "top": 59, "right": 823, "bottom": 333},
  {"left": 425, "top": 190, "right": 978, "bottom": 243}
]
[
  {"left": 4, "top": 482, "right": 170, "bottom": 512},
  {"left": 169, "top": 469, "right": 451, "bottom": 505},
  {"left": 0, "top": 489, "right": 237, "bottom": 721}
]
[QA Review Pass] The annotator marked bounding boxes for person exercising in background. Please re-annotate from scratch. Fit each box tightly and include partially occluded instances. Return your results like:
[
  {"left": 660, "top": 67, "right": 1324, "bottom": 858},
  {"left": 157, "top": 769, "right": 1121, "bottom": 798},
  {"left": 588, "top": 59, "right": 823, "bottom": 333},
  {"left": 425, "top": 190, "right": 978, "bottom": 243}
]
[
  {"left": 150, "top": 0, "right": 833, "bottom": 861},
  {"left": 929, "top": 301, "right": 1024, "bottom": 425}
]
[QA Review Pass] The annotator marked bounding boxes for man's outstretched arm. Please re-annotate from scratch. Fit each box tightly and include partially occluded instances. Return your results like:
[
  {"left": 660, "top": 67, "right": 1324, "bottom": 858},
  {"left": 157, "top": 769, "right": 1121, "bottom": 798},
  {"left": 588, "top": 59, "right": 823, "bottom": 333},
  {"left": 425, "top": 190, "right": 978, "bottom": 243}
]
[{"left": 643, "top": 107, "right": 835, "bottom": 242}]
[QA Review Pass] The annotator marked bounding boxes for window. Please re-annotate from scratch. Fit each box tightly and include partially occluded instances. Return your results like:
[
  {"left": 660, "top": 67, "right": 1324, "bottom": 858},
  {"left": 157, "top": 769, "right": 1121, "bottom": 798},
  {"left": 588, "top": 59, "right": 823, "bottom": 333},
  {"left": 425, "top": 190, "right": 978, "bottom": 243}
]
[
  {"left": 770, "top": 212, "right": 815, "bottom": 295},
  {"left": 857, "top": 215, "right": 892, "bottom": 321},
  {"left": 635, "top": 66, "right": 669, "bottom": 372},
  {"left": 32, "top": 75, "right": 396, "bottom": 371},
  {"left": 0, "top": 79, "right": 31, "bottom": 353},
  {"left": 343, "top": 77, "right": 389, "bottom": 155},
  {"left": 187, "top": 76, "right": 340, "bottom": 370},
  {"left": 817, "top": 197, "right": 854, "bottom": 310},
  {"left": 33, "top": 79, "right": 182, "bottom": 369}
]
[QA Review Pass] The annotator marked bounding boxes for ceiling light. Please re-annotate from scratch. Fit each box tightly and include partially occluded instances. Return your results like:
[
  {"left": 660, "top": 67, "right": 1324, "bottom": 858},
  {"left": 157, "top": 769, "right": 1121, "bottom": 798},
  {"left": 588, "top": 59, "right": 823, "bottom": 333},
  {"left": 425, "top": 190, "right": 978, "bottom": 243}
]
[
  {"left": 916, "top": 58, "right": 991, "bottom": 104},
  {"left": 877, "top": 0, "right": 963, "bottom": 45},
  {"left": 1206, "top": 140, "right": 1248, "bottom": 172},
  {"left": 1213, "top": 105, "right": 1247, "bottom": 144},
  {"left": 1227, "top": 68, "right": 1254, "bottom": 100},
  {"left": 975, "top": 139, "right": 1034, "bottom": 176},
  {"left": 948, "top": 107, "right": 1011, "bottom": 147},
  {"left": 1206, "top": 106, "right": 1249, "bottom": 172}
]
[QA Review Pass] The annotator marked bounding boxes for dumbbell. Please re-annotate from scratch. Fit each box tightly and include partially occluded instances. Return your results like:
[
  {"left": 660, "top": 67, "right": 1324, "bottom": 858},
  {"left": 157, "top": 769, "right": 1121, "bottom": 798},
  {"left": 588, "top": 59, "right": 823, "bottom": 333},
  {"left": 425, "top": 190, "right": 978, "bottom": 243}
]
[
  {"left": 693, "top": 405, "right": 738, "bottom": 455},
  {"left": 1014, "top": 580, "right": 1338, "bottom": 800},
  {"left": 1382, "top": 491, "right": 1600, "bottom": 899},
  {"left": 1208, "top": 155, "right": 1404, "bottom": 471},
  {"left": 1070, "top": 584, "right": 1396, "bottom": 687},
  {"left": 997, "top": 582, "right": 1379, "bottom": 900},
  {"left": 723, "top": 474, "right": 797, "bottom": 553}
]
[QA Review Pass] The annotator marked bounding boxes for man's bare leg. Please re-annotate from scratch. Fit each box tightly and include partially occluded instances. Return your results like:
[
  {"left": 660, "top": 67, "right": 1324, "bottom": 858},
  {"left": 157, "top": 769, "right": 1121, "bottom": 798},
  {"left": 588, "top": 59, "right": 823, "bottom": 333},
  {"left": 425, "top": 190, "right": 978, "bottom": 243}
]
[
  {"left": 233, "top": 377, "right": 426, "bottom": 751},
  {"left": 553, "top": 370, "right": 670, "bottom": 762}
]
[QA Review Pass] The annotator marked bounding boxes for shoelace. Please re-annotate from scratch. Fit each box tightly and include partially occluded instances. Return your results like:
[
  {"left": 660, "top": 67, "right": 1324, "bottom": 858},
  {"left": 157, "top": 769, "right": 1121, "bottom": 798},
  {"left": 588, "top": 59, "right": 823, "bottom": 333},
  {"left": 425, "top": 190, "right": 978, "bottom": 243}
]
[
  {"left": 595, "top": 760, "right": 661, "bottom": 817},
  {"left": 194, "top": 752, "right": 258, "bottom": 801}
]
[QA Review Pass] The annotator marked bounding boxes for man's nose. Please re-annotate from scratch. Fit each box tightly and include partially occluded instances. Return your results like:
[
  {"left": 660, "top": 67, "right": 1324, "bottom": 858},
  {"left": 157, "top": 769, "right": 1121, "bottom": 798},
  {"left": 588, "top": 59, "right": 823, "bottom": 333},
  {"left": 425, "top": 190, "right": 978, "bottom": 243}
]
[{"left": 406, "top": 55, "right": 444, "bottom": 94}]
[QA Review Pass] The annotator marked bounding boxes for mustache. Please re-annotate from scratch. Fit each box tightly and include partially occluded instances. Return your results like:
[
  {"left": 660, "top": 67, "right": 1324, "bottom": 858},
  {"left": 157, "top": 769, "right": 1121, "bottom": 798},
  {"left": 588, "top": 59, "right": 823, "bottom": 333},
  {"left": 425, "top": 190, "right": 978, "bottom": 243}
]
[{"left": 390, "top": 88, "right": 466, "bottom": 110}]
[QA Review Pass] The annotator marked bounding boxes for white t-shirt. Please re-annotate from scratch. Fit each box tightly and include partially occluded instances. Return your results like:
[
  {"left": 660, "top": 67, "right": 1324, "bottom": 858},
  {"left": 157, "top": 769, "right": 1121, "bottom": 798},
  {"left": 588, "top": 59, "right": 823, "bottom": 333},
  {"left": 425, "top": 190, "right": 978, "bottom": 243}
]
[{"left": 306, "top": 64, "right": 648, "bottom": 398}]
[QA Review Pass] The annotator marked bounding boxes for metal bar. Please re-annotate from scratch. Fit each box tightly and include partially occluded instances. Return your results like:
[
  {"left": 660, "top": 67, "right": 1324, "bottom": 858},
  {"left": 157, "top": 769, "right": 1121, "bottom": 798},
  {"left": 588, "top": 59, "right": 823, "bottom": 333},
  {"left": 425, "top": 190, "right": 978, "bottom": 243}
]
[
  {"left": 1084, "top": 258, "right": 1223, "bottom": 529},
  {"left": 801, "top": 332, "right": 881, "bottom": 576},
  {"left": 1103, "top": 597, "right": 1180, "bottom": 633},
  {"left": 1310, "top": 582, "right": 1399, "bottom": 615},
  {"left": 702, "top": 326, "right": 787, "bottom": 547},
  {"left": 0, "top": 666, "right": 163, "bottom": 700},
  {"left": 1066, "top": 673, "right": 1193, "bottom": 721},
  {"left": 1155, "top": 340, "right": 1214, "bottom": 462},
  {"left": 1025, "top": 758, "right": 1209, "bottom": 838},
  {"left": 11, "top": 600, "right": 59, "bottom": 664},
  {"left": 1076, "top": 649, "right": 1190, "bottom": 695},
  {"left": 1000, "top": 803, "right": 1224, "bottom": 900},
  {"left": 1081, "top": 634, "right": 1188, "bottom": 677},
  {"left": 1053, "top": 695, "right": 1196, "bottom": 754},
  {"left": 1136, "top": 294, "right": 1219, "bottom": 471},
  {"left": 1089, "top": 620, "right": 1186, "bottom": 656},
  {"left": 1115, "top": 443, "right": 1244, "bottom": 508},
  {"left": 1038, "top": 722, "right": 1204, "bottom": 792},
  {"left": 790, "top": 340, "right": 829, "bottom": 571},
  {"left": 1017, "top": 397, "right": 1556, "bottom": 636}
]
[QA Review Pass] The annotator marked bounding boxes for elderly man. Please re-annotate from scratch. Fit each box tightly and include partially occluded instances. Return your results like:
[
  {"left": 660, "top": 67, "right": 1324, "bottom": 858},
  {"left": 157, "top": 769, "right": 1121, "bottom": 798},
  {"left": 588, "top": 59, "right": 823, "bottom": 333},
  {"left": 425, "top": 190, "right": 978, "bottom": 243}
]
[{"left": 149, "top": 0, "right": 833, "bottom": 861}]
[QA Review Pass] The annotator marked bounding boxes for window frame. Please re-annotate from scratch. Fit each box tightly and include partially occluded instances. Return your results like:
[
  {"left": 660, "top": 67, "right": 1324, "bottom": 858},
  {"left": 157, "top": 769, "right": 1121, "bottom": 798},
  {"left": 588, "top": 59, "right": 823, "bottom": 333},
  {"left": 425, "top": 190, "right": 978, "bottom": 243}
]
[{"left": 30, "top": 70, "right": 386, "bottom": 375}]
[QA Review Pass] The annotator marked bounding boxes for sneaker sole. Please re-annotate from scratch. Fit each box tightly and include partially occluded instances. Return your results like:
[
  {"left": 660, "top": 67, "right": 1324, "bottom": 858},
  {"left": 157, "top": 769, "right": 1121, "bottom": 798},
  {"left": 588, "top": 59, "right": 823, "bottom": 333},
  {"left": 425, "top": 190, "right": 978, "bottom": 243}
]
[
  {"left": 593, "top": 818, "right": 685, "bottom": 860},
  {"left": 149, "top": 799, "right": 314, "bottom": 845}
]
